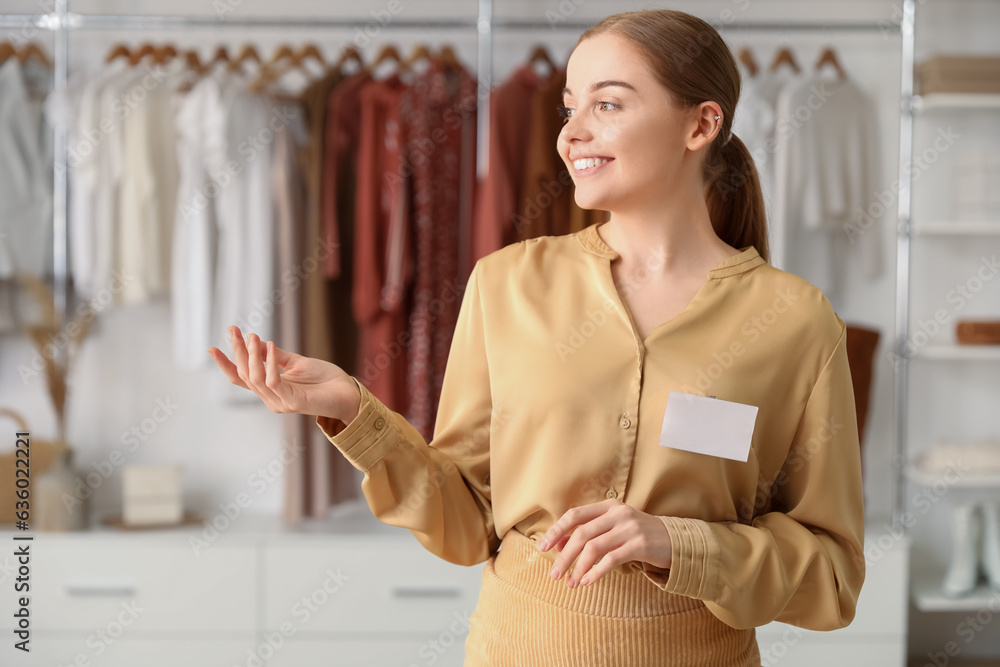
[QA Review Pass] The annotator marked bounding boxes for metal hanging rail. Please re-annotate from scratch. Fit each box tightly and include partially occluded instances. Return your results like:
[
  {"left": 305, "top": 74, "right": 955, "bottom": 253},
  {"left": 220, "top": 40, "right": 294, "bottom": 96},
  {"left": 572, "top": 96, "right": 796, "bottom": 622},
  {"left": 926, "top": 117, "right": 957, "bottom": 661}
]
[{"left": 1, "top": 2, "right": 903, "bottom": 407}]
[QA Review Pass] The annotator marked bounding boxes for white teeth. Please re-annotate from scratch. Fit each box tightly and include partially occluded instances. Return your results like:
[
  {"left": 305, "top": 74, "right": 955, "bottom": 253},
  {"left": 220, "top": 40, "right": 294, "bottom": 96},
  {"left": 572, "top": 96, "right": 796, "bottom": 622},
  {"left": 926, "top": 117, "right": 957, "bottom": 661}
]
[{"left": 573, "top": 157, "right": 610, "bottom": 170}]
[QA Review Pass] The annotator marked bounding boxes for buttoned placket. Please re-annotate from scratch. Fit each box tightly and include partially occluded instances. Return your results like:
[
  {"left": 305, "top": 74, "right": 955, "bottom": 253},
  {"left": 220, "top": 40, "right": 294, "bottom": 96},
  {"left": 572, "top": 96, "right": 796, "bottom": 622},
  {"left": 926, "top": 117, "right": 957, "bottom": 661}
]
[{"left": 596, "top": 257, "right": 647, "bottom": 507}]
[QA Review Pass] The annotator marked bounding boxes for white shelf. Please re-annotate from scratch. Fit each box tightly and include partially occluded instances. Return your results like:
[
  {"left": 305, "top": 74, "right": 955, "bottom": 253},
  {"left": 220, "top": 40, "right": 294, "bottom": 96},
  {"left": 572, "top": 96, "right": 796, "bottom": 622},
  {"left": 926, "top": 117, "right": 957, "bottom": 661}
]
[
  {"left": 910, "top": 344, "right": 1000, "bottom": 360},
  {"left": 906, "top": 464, "right": 1000, "bottom": 489},
  {"left": 912, "top": 92, "right": 1000, "bottom": 112},
  {"left": 911, "top": 221, "right": 1000, "bottom": 235},
  {"left": 912, "top": 573, "right": 1000, "bottom": 612}
]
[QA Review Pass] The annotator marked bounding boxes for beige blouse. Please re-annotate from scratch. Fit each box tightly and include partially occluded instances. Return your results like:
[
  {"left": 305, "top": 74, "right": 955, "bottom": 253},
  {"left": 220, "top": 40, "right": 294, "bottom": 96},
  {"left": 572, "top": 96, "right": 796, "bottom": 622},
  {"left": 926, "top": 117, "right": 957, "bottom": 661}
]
[{"left": 316, "top": 221, "right": 865, "bottom": 632}]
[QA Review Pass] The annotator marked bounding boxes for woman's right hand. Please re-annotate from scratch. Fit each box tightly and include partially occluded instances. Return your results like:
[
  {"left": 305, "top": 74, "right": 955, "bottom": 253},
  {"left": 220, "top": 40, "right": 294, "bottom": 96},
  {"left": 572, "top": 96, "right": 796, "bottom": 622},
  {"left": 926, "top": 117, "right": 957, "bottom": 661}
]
[{"left": 207, "top": 325, "right": 361, "bottom": 424}]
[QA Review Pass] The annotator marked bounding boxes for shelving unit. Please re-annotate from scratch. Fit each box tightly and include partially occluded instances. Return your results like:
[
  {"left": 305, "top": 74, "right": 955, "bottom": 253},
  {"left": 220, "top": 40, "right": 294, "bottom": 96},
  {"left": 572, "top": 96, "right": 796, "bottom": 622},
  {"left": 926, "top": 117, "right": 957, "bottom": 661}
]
[{"left": 893, "top": 0, "right": 1000, "bottom": 619}]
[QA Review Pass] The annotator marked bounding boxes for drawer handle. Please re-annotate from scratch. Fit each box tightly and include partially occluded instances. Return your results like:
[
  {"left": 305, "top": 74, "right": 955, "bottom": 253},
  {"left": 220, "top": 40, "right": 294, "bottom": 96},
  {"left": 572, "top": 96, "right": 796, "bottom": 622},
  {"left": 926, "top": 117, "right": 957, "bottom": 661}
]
[
  {"left": 65, "top": 583, "right": 137, "bottom": 597},
  {"left": 390, "top": 585, "right": 462, "bottom": 599}
]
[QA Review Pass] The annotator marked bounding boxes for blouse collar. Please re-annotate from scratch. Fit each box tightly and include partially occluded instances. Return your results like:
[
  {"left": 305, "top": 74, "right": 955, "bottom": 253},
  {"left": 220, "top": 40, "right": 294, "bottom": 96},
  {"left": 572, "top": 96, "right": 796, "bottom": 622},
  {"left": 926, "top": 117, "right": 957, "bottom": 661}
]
[{"left": 577, "top": 221, "right": 766, "bottom": 278}]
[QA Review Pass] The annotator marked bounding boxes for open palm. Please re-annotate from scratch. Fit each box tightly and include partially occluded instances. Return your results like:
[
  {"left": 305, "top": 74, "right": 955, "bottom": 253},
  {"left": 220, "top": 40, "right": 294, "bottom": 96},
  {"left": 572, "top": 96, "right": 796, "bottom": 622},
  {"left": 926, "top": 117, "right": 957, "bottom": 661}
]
[{"left": 207, "top": 325, "right": 359, "bottom": 421}]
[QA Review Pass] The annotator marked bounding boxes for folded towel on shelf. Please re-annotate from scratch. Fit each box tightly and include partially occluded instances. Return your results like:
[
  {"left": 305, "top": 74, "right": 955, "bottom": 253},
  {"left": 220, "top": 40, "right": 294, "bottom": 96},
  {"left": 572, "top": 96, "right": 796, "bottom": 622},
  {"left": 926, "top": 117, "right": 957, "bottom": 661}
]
[
  {"left": 915, "top": 437, "right": 1000, "bottom": 476},
  {"left": 956, "top": 320, "right": 1000, "bottom": 345},
  {"left": 917, "top": 54, "right": 1000, "bottom": 95}
]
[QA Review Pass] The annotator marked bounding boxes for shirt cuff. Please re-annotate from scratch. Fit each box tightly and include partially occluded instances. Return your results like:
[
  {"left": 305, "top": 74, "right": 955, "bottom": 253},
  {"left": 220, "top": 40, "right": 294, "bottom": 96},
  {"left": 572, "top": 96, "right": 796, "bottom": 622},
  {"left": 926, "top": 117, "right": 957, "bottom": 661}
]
[
  {"left": 637, "top": 516, "right": 721, "bottom": 600},
  {"left": 314, "top": 376, "right": 401, "bottom": 472}
]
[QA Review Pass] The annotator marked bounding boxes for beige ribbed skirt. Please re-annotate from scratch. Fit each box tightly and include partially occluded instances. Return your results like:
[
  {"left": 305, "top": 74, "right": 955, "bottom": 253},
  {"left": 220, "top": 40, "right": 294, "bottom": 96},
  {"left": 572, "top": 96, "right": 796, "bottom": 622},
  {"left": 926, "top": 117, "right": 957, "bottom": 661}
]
[{"left": 464, "top": 529, "right": 761, "bottom": 667}]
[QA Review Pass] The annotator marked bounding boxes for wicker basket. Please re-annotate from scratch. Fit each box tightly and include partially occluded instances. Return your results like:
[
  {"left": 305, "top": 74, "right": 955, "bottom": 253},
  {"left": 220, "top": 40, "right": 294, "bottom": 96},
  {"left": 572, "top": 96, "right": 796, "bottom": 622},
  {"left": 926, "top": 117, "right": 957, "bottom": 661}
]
[{"left": 0, "top": 408, "right": 62, "bottom": 524}]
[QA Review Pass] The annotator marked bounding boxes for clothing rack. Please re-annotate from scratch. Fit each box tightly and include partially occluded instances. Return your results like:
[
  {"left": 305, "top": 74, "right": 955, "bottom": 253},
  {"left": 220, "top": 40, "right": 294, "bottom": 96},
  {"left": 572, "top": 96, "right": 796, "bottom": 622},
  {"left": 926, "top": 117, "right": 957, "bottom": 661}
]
[{"left": 2, "top": 1, "right": 910, "bottom": 525}]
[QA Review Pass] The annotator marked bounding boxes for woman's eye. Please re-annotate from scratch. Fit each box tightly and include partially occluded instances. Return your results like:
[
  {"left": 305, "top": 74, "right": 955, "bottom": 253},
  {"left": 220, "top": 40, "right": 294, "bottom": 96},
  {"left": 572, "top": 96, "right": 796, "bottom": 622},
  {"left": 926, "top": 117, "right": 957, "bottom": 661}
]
[{"left": 555, "top": 101, "right": 619, "bottom": 123}]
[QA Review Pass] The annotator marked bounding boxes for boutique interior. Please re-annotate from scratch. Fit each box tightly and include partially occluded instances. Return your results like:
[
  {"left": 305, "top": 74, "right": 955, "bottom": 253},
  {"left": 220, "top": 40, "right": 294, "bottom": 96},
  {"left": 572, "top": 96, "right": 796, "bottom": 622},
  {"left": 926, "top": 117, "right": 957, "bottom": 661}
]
[{"left": 0, "top": 1, "right": 999, "bottom": 665}]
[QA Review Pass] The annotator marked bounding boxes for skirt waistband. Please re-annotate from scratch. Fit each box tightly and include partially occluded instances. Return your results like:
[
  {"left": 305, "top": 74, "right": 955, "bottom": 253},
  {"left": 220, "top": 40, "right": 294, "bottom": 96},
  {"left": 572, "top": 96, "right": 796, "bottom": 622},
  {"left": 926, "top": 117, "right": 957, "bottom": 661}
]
[{"left": 493, "top": 529, "right": 707, "bottom": 618}]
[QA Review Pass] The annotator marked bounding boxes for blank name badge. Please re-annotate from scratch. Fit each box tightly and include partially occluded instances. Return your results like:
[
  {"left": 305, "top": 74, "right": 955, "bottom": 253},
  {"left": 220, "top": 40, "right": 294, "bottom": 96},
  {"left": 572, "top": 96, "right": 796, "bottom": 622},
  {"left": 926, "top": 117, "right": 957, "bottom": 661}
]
[{"left": 658, "top": 391, "right": 759, "bottom": 462}]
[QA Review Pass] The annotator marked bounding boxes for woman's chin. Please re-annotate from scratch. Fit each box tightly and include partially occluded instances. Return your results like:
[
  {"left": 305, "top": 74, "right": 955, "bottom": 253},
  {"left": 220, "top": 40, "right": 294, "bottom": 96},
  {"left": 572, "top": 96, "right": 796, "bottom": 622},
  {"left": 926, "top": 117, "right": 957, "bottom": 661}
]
[{"left": 573, "top": 191, "right": 610, "bottom": 212}]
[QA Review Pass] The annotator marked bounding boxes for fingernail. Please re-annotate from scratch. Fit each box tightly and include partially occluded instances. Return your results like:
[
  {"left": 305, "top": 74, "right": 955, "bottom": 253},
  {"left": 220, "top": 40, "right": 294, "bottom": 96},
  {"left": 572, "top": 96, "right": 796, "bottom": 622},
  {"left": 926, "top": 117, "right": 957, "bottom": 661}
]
[
  {"left": 539, "top": 538, "right": 549, "bottom": 550},
  {"left": 580, "top": 576, "right": 590, "bottom": 586},
  {"left": 550, "top": 566, "right": 559, "bottom": 580},
  {"left": 567, "top": 576, "right": 577, "bottom": 587}
]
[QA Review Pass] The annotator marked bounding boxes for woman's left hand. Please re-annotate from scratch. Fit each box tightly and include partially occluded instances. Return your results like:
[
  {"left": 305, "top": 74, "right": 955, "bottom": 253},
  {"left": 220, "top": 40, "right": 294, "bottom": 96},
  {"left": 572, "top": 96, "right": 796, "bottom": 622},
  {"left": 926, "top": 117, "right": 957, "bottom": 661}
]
[{"left": 539, "top": 499, "right": 672, "bottom": 587}]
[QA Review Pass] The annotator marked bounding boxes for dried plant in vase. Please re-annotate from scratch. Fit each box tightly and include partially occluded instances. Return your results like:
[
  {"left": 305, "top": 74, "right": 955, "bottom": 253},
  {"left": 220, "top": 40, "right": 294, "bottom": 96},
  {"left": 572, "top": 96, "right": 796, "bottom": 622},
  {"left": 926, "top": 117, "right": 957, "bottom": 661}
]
[{"left": 16, "top": 272, "right": 93, "bottom": 451}]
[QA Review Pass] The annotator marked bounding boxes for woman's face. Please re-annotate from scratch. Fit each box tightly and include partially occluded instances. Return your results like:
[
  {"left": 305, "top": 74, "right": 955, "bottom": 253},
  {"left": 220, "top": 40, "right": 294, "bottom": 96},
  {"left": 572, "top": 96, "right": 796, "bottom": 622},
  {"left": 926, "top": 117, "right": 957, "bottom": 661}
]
[{"left": 557, "top": 32, "right": 708, "bottom": 214}]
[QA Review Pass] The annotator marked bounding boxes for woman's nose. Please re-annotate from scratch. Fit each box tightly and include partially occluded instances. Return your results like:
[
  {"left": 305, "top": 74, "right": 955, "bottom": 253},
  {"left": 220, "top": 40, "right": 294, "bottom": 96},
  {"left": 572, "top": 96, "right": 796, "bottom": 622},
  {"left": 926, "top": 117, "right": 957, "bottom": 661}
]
[{"left": 558, "top": 112, "right": 593, "bottom": 145}]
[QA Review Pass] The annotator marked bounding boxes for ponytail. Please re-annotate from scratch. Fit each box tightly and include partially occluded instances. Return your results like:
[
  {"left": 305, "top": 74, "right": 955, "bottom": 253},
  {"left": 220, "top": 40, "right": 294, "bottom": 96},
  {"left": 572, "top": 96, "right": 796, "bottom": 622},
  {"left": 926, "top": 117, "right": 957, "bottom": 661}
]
[{"left": 705, "top": 132, "right": 770, "bottom": 264}]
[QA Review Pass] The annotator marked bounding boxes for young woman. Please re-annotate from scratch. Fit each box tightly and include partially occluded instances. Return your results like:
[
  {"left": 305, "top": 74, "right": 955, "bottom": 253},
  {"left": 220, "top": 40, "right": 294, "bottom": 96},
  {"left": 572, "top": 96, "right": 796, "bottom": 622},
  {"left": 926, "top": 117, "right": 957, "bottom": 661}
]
[{"left": 209, "top": 9, "right": 865, "bottom": 666}]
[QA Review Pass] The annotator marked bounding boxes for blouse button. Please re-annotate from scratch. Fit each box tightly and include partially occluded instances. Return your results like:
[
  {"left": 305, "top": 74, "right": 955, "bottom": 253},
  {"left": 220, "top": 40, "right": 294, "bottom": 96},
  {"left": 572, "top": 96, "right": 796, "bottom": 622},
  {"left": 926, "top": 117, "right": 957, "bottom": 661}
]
[
  {"left": 606, "top": 488, "right": 618, "bottom": 499},
  {"left": 374, "top": 417, "right": 386, "bottom": 430},
  {"left": 619, "top": 415, "right": 631, "bottom": 429}
]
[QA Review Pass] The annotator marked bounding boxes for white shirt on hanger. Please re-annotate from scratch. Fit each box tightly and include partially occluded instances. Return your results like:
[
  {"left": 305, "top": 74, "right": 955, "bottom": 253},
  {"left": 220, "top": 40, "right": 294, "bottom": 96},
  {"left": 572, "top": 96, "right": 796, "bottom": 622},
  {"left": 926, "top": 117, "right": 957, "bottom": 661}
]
[
  {"left": 0, "top": 59, "right": 51, "bottom": 281},
  {"left": 772, "top": 69, "right": 882, "bottom": 299}
]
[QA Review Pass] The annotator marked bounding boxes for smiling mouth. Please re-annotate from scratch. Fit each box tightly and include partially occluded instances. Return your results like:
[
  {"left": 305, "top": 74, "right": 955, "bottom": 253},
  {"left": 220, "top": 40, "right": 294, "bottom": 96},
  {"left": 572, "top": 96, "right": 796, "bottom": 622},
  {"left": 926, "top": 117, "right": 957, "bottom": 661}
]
[{"left": 572, "top": 157, "right": 614, "bottom": 174}]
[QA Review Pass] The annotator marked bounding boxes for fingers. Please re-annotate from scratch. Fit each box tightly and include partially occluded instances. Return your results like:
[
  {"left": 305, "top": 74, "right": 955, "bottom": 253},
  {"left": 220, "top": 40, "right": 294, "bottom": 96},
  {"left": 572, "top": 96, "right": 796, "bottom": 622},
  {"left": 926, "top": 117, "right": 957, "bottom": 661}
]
[
  {"left": 566, "top": 529, "right": 624, "bottom": 588},
  {"left": 245, "top": 333, "right": 283, "bottom": 407},
  {"left": 222, "top": 326, "right": 287, "bottom": 412},
  {"left": 207, "top": 346, "right": 250, "bottom": 390},
  {"left": 229, "top": 326, "right": 250, "bottom": 383}
]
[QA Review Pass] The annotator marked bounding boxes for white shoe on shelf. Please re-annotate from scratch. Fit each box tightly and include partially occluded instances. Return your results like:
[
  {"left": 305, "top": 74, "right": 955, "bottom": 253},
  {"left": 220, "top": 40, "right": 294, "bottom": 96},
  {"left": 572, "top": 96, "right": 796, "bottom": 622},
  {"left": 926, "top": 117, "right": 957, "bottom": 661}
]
[
  {"left": 982, "top": 501, "right": 1000, "bottom": 591},
  {"left": 942, "top": 502, "right": 983, "bottom": 597}
]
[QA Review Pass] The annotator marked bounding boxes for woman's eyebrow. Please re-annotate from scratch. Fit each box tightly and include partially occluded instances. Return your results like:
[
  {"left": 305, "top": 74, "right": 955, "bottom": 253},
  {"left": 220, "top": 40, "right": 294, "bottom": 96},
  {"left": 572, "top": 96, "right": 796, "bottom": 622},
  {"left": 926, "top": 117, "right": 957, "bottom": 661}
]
[{"left": 562, "top": 80, "right": 637, "bottom": 96}]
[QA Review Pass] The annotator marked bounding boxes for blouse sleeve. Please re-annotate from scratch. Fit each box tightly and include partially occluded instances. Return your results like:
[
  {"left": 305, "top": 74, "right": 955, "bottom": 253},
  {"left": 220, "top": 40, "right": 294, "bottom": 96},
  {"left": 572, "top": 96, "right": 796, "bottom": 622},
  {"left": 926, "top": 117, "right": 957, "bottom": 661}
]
[
  {"left": 316, "top": 260, "right": 500, "bottom": 566},
  {"left": 638, "top": 320, "right": 866, "bottom": 630}
]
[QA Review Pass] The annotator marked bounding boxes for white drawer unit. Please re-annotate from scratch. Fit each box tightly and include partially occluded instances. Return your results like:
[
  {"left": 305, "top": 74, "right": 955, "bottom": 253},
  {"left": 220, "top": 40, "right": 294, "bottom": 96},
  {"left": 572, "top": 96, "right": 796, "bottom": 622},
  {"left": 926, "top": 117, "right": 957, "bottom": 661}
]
[
  {"left": 0, "top": 511, "right": 910, "bottom": 667},
  {"left": 263, "top": 538, "right": 485, "bottom": 634},
  {"left": 20, "top": 541, "right": 256, "bottom": 634},
  {"left": 13, "top": 636, "right": 258, "bottom": 667}
]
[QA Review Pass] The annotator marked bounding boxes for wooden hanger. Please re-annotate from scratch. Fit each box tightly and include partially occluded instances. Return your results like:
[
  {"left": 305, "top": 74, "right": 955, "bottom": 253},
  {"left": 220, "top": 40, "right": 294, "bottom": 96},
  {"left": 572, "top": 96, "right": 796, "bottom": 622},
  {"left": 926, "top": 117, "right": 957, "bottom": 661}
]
[
  {"left": 404, "top": 43, "right": 432, "bottom": 70},
  {"left": 363, "top": 45, "right": 406, "bottom": 78},
  {"left": 227, "top": 43, "right": 261, "bottom": 73},
  {"left": 814, "top": 46, "right": 846, "bottom": 81},
  {"left": 297, "top": 43, "right": 325, "bottom": 69},
  {"left": 438, "top": 45, "right": 461, "bottom": 71},
  {"left": 128, "top": 43, "right": 157, "bottom": 66},
  {"left": 16, "top": 43, "right": 52, "bottom": 68},
  {"left": 184, "top": 50, "right": 204, "bottom": 74},
  {"left": 334, "top": 45, "right": 364, "bottom": 75},
  {"left": 105, "top": 43, "right": 132, "bottom": 64},
  {"left": 152, "top": 44, "right": 177, "bottom": 66},
  {"left": 248, "top": 44, "right": 300, "bottom": 93},
  {"left": 0, "top": 42, "right": 16, "bottom": 65},
  {"left": 176, "top": 50, "right": 207, "bottom": 93},
  {"left": 769, "top": 47, "right": 801, "bottom": 74},
  {"left": 529, "top": 44, "right": 556, "bottom": 75},
  {"left": 737, "top": 46, "right": 758, "bottom": 77}
]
